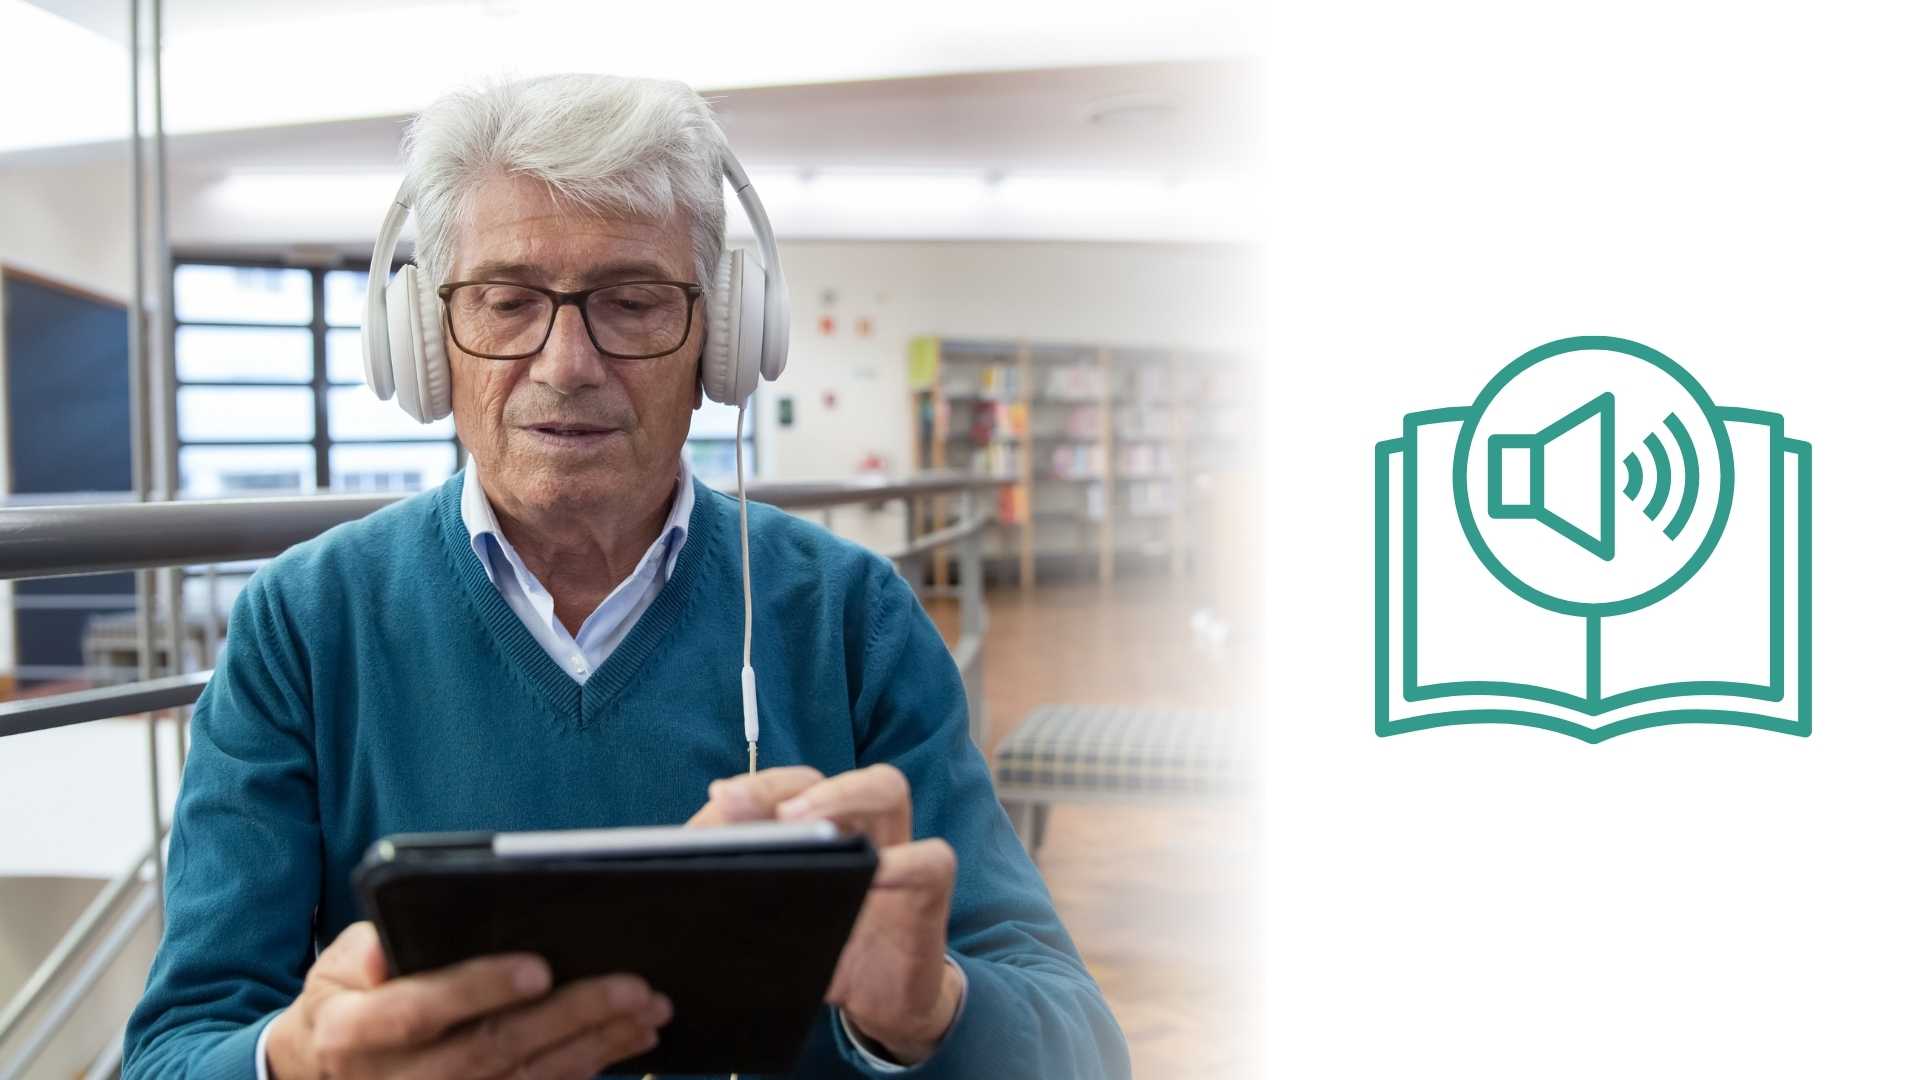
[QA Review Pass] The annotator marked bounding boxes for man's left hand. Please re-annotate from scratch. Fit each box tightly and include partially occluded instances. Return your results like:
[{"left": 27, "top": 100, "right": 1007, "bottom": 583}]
[{"left": 688, "top": 765, "right": 963, "bottom": 1065}]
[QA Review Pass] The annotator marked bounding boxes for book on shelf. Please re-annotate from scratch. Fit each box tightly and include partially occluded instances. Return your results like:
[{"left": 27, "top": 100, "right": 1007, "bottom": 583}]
[
  {"left": 1114, "top": 406, "right": 1172, "bottom": 440},
  {"left": 997, "top": 484, "right": 1029, "bottom": 525},
  {"left": 1046, "top": 444, "right": 1103, "bottom": 480},
  {"left": 1116, "top": 443, "right": 1172, "bottom": 477},
  {"left": 1054, "top": 404, "right": 1099, "bottom": 438},
  {"left": 939, "top": 361, "right": 1022, "bottom": 400},
  {"left": 963, "top": 442, "right": 1020, "bottom": 477},
  {"left": 1039, "top": 365, "right": 1108, "bottom": 401},
  {"left": 945, "top": 399, "right": 1028, "bottom": 444},
  {"left": 1123, "top": 364, "right": 1174, "bottom": 401}
]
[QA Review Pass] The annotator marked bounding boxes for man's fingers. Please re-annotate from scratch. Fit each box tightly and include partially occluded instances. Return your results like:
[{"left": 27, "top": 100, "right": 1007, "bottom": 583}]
[
  {"left": 692, "top": 765, "right": 825, "bottom": 825},
  {"left": 773, "top": 764, "right": 913, "bottom": 848},
  {"left": 317, "top": 951, "right": 551, "bottom": 1054},
  {"left": 870, "top": 838, "right": 958, "bottom": 893},
  {"left": 416, "top": 974, "right": 665, "bottom": 1080},
  {"left": 308, "top": 922, "right": 388, "bottom": 991},
  {"left": 511, "top": 1007, "right": 672, "bottom": 1080}
]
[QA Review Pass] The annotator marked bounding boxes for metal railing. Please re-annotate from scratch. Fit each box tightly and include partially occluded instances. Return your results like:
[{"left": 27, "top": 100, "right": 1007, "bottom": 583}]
[{"left": 0, "top": 470, "right": 1006, "bottom": 1079}]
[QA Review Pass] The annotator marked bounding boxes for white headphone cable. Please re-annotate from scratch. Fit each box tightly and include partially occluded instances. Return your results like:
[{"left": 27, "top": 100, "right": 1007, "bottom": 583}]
[
  {"left": 727, "top": 402, "right": 757, "bottom": 1080},
  {"left": 738, "top": 401, "right": 758, "bottom": 776},
  {"left": 643, "top": 406, "right": 756, "bottom": 1080}
]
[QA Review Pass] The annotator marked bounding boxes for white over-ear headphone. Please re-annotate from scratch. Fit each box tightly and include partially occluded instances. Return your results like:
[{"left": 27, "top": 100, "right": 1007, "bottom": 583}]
[
  {"left": 361, "top": 144, "right": 790, "bottom": 420},
  {"left": 361, "top": 142, "right": 787, "bottom": 777}
]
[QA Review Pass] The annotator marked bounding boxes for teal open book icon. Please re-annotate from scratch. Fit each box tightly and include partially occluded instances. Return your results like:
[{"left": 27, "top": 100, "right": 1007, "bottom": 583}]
[{"left": 1374, "top": 336, "right": 1811, "bottom": 743}]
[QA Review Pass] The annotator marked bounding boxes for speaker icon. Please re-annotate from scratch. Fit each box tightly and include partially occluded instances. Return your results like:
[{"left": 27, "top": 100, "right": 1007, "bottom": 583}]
[
  {"left": 1486, "top": 392, "right": 1618, "bottom": 559},
  {"left": 1484, "top": 395, "right": 1703, "bottom": 561},
  {"left": 1620, "top": 413, "right": 1701, "bottom": 541}
]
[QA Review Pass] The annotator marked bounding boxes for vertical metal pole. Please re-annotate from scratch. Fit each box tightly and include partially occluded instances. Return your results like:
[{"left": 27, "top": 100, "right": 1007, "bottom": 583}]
[
  {"left": 310, "top": 270, "right": 331, "bottom": 490},
  {"left": 153, "top": 0, "right": 185, "bottom": 771},
  {"left": 125, "top": 0, "right": 148, "bottom": 511},
  {"left": 128, "top": 0, "right": 166, "bottom": 933},
  {"left": 958, "top": 489, "right": 988, "bottom": 747},
  {"left": 152, "top": 0, "right": 174, "bottom": 504},
  {"left": 1016, "top": 343, "right": 1036, "bottom": 591},
  {"left": 171, "top": 564, "right": 188, "bottom": 774},
  {"left": 201, "top": 564, "right": 220, "bottom": 669},
  {"left": 1096, "top": 348, "right": 1116, "bottom": 587}
]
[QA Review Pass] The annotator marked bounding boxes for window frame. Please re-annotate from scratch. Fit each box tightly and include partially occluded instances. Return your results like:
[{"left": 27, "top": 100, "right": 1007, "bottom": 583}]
[
  {"left": 171, "top": 256, "right": 757, "bottom": 494},
  {"left": 172, "top": 256, "right": 463, "bottom": 495}
]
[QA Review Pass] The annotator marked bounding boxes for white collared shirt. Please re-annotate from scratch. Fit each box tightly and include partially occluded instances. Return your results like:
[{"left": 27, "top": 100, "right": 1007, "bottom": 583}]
[{"left": 459, "top": 458, "right": 694, "bottom": 683}]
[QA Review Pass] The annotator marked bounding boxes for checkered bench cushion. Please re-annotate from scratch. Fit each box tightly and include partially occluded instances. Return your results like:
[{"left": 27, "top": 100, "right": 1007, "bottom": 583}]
[{"left": 992, "top": 705, "right": 1245, "bottom": 796}]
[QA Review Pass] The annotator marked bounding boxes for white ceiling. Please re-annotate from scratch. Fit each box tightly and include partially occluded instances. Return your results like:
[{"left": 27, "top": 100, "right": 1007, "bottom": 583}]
[
  {"left": 156, "top": 63, "right": 1259, "bottom": 248},
  {"left": 1, "top": 0, "right": 1263, "bottom": 246},
  {"left": 149, "top": 61, "right": 1256, "bottom": 176},
  {"left": 27, "top": 0, "right": 465, "bottom": 43},
  {"left": 7, "top": 0, "right": 1264, "bottom": 157}
]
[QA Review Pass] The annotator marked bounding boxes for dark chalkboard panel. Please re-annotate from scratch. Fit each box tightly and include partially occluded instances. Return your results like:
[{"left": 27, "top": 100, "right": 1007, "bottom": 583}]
[{"left": 3, "top": 270, "right": 134, "bottom": 684}]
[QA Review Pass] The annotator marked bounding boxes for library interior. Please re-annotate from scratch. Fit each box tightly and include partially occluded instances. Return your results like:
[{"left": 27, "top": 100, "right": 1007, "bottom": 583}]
[{"left": 0, "top": 3, "right": 1264, "bottom": 1077}]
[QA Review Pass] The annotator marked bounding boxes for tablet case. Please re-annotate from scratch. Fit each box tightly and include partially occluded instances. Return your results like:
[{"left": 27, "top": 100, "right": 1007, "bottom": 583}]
[{"left": 353, "top": 830, "right": 878, "bottom": 1076}]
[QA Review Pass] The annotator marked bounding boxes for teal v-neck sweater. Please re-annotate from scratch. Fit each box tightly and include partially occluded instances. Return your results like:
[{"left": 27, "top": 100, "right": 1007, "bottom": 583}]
[{"left": 122, "top": 473, "right": 1127, "bottom": 1079}]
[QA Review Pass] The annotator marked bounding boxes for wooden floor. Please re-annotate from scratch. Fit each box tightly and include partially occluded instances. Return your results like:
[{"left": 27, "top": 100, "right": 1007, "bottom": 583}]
[{"left": 926, "top": 578, "right": 1256, "bottom": 1078}]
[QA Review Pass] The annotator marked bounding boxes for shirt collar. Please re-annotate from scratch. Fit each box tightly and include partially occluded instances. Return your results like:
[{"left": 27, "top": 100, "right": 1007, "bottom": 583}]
[{"left": 459, "top": 455, "right": 695, "bottom": 587}]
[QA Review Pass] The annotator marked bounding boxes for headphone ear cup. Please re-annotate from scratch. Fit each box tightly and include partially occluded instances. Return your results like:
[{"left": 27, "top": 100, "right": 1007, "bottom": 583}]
[
  {"left": 363, "top": 292, "right": 397, "bottom": 401},
  {"left": 730, "top": 249, "right": 766, "bottom": 404},
  {"left": 384, "top": 267, "right": 424, "bottom": 421},
  {"left": 385, "top": 266, "right": 451, "bottom": 423},
  {"left": 700, "top": 248, "right": 766, "bottom": 407},
  {"left": 701, "top": 250, "right": 740, "bottom": 406},
  {"left": 413, "top": 269, "right": 452, "bottom": 420}
]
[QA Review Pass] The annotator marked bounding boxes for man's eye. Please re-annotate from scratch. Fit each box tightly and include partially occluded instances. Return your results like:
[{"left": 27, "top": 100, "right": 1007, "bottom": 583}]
[{"left": 489, "top": 299, "right": 533, "bottom": 314}]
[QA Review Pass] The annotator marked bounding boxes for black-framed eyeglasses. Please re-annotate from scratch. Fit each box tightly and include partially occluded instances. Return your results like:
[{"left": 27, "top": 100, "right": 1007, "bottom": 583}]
[{"left": 436, "top": 280, "right": 704, "bottom": 360}]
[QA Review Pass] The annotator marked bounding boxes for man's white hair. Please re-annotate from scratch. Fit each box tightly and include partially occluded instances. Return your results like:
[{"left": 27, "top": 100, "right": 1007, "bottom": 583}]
[{"left": 401, "top": 73, "right": 727, "bottom": 293}]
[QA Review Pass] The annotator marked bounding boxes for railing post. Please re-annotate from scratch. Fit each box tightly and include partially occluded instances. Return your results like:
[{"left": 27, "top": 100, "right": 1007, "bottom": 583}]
[
  {"left": 0, "top": 882, "right": 158, "bottom": 1079},
  {"left": 957, "top": 490, "right": 988, "bottom": 747},
  {"left": 0, "top": 847, "right": 155, "bottom": 1048},
  {"left": 129, "top": 0, "right": 172, "bottom": 939}
]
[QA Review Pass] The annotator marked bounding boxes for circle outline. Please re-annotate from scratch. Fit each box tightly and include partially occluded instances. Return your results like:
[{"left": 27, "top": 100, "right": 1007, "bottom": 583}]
[{"left": 1450, "top": 335, "right": 1736, "bottom": 617}]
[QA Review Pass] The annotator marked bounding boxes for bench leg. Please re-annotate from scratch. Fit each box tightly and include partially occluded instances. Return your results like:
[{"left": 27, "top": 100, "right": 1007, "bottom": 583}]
[
  {"left": 1002, "top": 799, "right": 1040, "bottom": 852},
  {"left": 1030, "top": 804, "right": 1051, "bottom": 852}
]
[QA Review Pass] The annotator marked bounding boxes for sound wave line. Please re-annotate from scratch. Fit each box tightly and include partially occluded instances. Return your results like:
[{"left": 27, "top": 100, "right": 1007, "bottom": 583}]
[
  {"left": 1642, "top": 431, "right": 1672, "bottom": 521},
  {"left": 1661, "top": 413, "right": 1698, "bottom": 540},
  {"left": 1618, "top": 412, "right": 1700, "bottom": 540}
]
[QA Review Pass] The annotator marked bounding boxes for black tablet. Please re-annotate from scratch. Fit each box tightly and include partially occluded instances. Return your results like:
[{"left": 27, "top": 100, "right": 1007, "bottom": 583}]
[{"left": 352, "top": 820, "right": 878, "bottom": 1076}]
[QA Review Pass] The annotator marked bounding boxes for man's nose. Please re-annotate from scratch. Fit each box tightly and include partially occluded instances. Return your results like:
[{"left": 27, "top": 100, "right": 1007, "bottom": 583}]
[{"left": 529, "top": 302, "right": 607, "bottom": 395}]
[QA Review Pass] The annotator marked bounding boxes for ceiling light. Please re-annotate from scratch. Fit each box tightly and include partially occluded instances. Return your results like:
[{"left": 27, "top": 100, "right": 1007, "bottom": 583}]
[{"left": 1086, "top": 94, "right": 1180, "bottom": 128}]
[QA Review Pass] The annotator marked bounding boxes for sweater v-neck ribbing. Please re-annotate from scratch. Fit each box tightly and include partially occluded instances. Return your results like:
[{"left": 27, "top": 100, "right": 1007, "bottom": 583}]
[{"left": 431, "top": 470, "right": 716, "bottom": 727}]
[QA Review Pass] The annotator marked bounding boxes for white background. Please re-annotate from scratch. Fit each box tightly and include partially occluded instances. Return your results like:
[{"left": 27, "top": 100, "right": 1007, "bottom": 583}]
[{"left": 1260, "top": 2, "right": 1920, "bottom": 1076}]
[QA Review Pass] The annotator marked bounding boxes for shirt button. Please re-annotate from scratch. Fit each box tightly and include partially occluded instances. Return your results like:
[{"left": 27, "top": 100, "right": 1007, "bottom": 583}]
[{"left": 570, "top": 654, "right": 588, "bottom": 675}]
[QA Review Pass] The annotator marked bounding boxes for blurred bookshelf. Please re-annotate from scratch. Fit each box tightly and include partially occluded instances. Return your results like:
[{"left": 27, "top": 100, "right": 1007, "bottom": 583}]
[{"left": 908, "top": 335, "right": 1250, "bottom": 589}]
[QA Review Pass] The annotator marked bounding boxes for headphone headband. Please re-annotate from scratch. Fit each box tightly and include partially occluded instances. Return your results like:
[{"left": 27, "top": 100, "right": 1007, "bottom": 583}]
[
  {"left": 720, "top": 147, "right": 789, "bottom": 385},
  {"left": 362, "top": 198, "right": 410, "bottom": 400},
  {"left": 361, "top": 147, "right": 788, "bottom": 413}
]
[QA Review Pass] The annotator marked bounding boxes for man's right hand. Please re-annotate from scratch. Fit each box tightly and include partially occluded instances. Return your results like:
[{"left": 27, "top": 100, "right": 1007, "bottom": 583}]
[{"left": 265, "top": 921, "right": 672, "bottom": 1080}]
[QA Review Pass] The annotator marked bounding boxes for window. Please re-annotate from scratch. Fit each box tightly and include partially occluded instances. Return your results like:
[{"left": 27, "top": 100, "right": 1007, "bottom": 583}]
[
  {"left": 173, "top": 260, "right": 752, "bottom": 496},
  {"left": 688, "top": 395, "right": 757, "bottom": 488},
  {"left": 173, "top": 262, "right": 459, "bottom": 498}
]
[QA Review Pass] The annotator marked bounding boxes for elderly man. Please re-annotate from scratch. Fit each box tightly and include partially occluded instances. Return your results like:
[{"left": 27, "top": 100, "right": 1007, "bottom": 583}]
[{"left": 121, "top": 75, "right": 1126, "bottom": 1079}]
